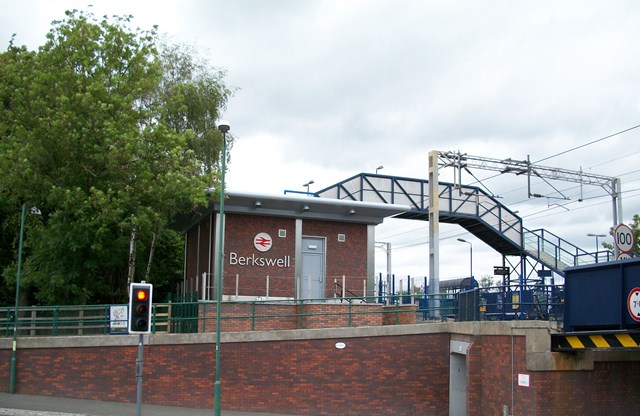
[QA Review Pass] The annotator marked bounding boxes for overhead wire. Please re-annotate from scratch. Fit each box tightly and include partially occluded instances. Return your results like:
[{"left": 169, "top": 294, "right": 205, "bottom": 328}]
[
  {"left": 377, "top": 124, "right": 640, "bottom": 260},
  {"left": 533, "top": 123, "right": 640, "bottom": 164}
]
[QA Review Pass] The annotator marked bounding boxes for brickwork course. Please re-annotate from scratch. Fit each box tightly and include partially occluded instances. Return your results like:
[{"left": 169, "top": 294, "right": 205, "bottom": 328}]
[{"left": 2, "top": 322, "right": 640, "bottom": 415}]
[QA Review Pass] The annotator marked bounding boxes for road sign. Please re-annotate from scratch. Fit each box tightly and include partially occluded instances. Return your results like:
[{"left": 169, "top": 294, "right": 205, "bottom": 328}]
[
  {"left": 627, "top": 287, "right": 640, "bottom": 322},
  {"left": 617, "top": 252, "right": 632, "bottom": 261},
  {"left": 614, "top": 223, "right": 635, "bottom": 253}
]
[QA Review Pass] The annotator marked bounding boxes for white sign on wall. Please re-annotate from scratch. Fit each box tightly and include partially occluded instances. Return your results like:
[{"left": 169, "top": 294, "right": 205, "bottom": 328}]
[{"left": 518, "top": 373, "right": 530, "bottom": 387}]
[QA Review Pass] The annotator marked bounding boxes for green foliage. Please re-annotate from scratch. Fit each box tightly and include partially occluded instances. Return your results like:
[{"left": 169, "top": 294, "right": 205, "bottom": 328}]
[
  {"left": 0, "top": 10, "right": 231, "bottom": 305},
  {"left": 478, "top": 275, "right": 495, "bottom": 288}
]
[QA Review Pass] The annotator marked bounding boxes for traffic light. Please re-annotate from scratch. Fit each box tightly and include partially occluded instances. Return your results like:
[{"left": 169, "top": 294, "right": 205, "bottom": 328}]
[{"left": 128, "top": 282, "right": 153, "bottom": 334}]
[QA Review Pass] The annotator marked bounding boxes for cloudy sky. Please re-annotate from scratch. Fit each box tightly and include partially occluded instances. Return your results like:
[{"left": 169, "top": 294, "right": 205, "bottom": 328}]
[{"left": 2, "top": 1, "right": 640, "bottom": 285}]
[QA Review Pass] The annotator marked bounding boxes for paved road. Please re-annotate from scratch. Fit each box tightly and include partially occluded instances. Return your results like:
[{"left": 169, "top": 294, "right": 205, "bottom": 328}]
[{"left": 0, "top": 393, "right": 294, "bottom": 416}]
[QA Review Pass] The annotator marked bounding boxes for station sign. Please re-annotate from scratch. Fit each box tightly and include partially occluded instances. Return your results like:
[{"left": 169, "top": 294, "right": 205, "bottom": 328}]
[
  {"left": 493, "top": 266, "right": 510, "bottom": 276},
  {"left": 229, "top": 232, "right": 292, "bottom": 268}
]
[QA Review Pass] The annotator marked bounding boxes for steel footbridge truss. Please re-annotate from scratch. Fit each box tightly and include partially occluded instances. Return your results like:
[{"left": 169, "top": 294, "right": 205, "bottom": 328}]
[{"left": 315, "top": 172, "right": 609, "bottom": 285}]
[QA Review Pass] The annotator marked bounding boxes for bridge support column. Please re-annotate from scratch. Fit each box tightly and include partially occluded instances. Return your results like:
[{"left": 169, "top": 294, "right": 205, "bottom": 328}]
[{"left": 428, "top": 151, "right": 440, "bottom": 318}]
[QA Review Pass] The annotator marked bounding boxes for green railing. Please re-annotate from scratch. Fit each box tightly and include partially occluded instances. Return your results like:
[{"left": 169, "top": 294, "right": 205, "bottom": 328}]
[
  {"left": 0, "top": 288, "right": 563, "bottom": 338},
  {"left": 1, "top": 303, "right": 171, "bottom": 337}
]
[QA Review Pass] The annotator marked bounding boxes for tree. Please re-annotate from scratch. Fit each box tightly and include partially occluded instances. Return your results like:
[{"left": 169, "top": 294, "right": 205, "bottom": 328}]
[
  {"left": 478, "top": 275, "right": 495, "bottom": 288},
  {"left": 0, "top": 10, "right": 231, "bottom": 305}
]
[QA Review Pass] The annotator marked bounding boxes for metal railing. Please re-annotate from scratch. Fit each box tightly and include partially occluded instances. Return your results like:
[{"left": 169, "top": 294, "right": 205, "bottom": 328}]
[
  {"left": 1, "top": 287, "right": 564, "bottom": 338},
  {"left": 523, "top": 228, "right": 602, "bottom": 273}
]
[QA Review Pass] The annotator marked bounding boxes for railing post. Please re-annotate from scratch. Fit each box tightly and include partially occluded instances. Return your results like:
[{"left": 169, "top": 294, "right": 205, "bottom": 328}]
[
  {"left": 30, "top": 309, "right": 36, "bottom": 336},
  {"left": 251, "top": 301, "right": 256, "bottom": 331},
  {"left": 342, "top": 275, "right": 346, "bottom": 298},
  {"left": 266, "top": 275, "right": 270, "bottom": 299},
  {"left": 235, "top": 274, "right": 239, "bottom": 300},
  {"left": 201, "top": 302, "right": 206, "bottom": 333},
  {"left": 78, "top": 309, "right": 85, "bottom": 335},
  {"left": 299, "top": 300, "right": 305, "bottom": 329},
  {"left": 52, "top": 307, "right": 59, "bottom": 337}
]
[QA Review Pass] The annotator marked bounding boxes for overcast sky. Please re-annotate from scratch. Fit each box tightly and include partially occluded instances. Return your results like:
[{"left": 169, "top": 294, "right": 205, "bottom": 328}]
[{"left": 2, "top": 1, "right": 640, "bottom": 285}]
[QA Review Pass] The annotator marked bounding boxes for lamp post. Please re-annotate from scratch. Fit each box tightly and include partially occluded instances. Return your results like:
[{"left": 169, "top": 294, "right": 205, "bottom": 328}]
[
  {"left": 214, "top": 120, "right": 229, "bottom": 416},
  {"left": 9, "top": 204, "right": 26, "bottom": 394},
  {"left": 457, "top": 238, "right": 473, "bottom": 287},
  {"left": 587, "top": 233, "right": 606, "bottom": 252},
  {"left": 376, "top": 165, "right": 384, "bottom": 174},
  {"left": 303, "top": 180, "right": 314, "bottom": 194}
]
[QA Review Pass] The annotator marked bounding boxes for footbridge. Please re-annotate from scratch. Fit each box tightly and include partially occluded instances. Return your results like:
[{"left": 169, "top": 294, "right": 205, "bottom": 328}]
[{"left": 316, "top": 172, "right": 608, "bottom": 279}]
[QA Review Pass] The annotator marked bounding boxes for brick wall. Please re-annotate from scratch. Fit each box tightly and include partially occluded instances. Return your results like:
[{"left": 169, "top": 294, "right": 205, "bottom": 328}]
[
  {"left": 199, "top": 302, "right": 300, "bottom": 332},
  {"left": 465, "top": 334, "right": 640, "bottom": 415},
  {"left": 224, "top": 214, "right": 296, "bottom": 298},
  {"left": 3, "top": 324, "right": 640, "bottom": 415},
  {"left": 198, "top": 302, "right": 416, "bottom": 332},
  {"left": 187, "top": 215, "right": 371, "bottom": 300},
  {"left": 1, "top": 331, "right": 450, "bottom": 416},
  {"left": 302, "top": 220, "right": 368, "bottom": 298}
]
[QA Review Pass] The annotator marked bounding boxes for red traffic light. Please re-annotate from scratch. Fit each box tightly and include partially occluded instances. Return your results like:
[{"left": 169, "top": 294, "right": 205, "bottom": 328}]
[{"left": 136, "top": 289, "right": 149, "bottom": 301}]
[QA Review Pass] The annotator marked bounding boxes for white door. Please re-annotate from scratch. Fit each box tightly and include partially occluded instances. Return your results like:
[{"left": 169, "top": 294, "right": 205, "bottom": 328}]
[
  {"left": 449, "top": 352, "right": 468, "bottom": 416},
  {"left": 300, "top": 237, "right": 325, "bottom": 299}
]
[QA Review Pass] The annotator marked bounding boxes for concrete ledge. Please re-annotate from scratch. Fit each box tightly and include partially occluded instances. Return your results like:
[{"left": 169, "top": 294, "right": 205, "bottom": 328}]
[{"left": 4, "top": 320, "right": 639, "bottom": 373}]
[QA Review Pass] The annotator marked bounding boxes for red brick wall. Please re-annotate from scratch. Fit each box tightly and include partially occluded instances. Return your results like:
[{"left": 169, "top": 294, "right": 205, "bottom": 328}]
[
  {"left": 224, "top": 214, "right": 296, "bottom": 298},
  {"left": 302, "top": 220, "right": 368, "bottom": 298},
  {"left": 185, "top": 214, "right": 371, "bottom": 300},
  {"left": 2, "top": 330, "right": 640, "bottom": 415},
  {"left": 198, "top": 214, "right": 213, "bottom": 281},
  {"left": 199, "top": 302, "right": 300, "bottom": 332},
  {"left": 197, "top": 302, "right": 416, "bottom": 332},
  {"left": 465, "top": 335, "right": 640, "bottom": 415},
  {"left": 2, "top": 333, "right": 450, "bottom": 416},
  {"left": 185, "top": 224, "right": 200, "bottom": 288},
  {"left": 382, "top": 305, "right": 417, "bottom": 325}
]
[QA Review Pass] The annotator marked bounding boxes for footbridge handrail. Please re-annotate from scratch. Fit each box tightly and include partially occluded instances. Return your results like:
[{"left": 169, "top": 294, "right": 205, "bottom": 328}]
[
  {"left": 315, "top": 173, "right": 523, "bottom": 252},
  {"left": 523, "top": 228, "right": 614, "bottom": 273},
  {"left": 316, "top": 173, "right": 608, "bottom": 276}
]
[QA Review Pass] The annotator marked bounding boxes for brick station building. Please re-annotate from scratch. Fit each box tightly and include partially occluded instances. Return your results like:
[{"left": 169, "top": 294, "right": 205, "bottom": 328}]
[{"left": 176, "top": 191, "right": 409, "bottom": 302}]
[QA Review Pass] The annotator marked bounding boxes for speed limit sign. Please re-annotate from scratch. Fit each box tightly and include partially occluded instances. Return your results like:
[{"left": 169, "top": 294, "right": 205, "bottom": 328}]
[{"left": 614, "top": 223, "right": 635, "bottom": 253}]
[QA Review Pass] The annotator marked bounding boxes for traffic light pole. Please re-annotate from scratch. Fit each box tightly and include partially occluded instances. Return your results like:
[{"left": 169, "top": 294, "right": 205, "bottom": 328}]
[{"left": 136, "top": 333, "right": 144, "bottom": 416}]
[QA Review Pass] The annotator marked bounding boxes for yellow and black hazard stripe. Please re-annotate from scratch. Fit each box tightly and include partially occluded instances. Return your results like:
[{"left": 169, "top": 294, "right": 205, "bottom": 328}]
[{"left": 552, "top": 332, "right": 640, "bottom": 351}]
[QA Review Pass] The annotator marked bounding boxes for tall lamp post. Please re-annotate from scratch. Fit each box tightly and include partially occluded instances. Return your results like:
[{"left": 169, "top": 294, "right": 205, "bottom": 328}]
[
  {"left": 457, "top": 238, "right": 473, "bottom": 287},
  {"left": 9, "top": 204, "right": 26, "bottom": 394},
  {"left": 303, "top": 180, "right": 314, "bottom": 194},
  {"left": 214, "top": 120, "right": 229, "bottom": 416},
  {"left": 587, "top": 233, "right": 606, "bottom": 252}
]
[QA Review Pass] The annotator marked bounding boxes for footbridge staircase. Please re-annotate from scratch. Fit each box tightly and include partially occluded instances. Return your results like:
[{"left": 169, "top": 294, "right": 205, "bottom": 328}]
[{"left": 316, "top": 173, "right": 606, "bottom": 277}]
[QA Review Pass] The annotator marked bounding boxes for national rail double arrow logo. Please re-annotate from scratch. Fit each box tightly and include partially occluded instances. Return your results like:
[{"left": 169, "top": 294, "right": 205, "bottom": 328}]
[{"left": 254, "top": 232, "right": 273, "bottom": 252}]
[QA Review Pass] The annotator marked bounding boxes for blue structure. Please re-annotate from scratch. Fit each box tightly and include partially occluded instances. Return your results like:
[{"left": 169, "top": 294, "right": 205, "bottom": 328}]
[{"left": 564, "top": 257, "right": 640, "bottom": 332}]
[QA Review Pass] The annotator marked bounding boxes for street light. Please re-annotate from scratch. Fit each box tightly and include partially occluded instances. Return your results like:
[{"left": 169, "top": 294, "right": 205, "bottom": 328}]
[
  {"left": 9, "top": 204, "right": 26, "bottom": 394},
  {"left": 457, "top": 238, "right": 473, "bottom": 286},
  {"left": 303, "top": 180, "right": 314, "bottom": 194},
  {"left": 376, "top": 165, "right": 384, "bottom": 174},
  {"left": 587, "top": 233, "right": 606, "bottom": 252},
  {"left": 214, "top": 119, "right": 229, "bottom": 416}
]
